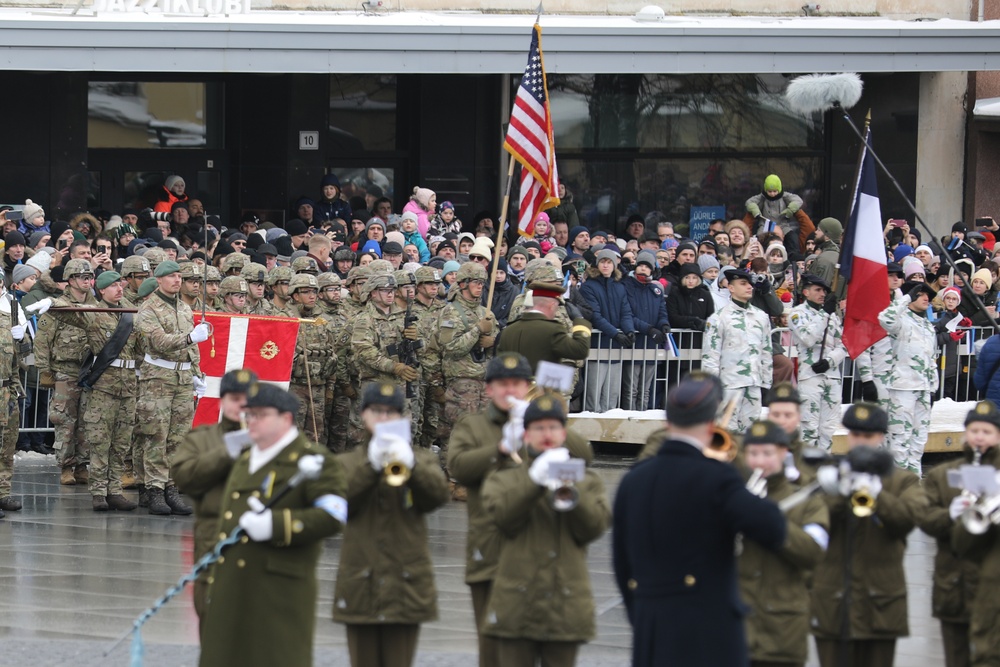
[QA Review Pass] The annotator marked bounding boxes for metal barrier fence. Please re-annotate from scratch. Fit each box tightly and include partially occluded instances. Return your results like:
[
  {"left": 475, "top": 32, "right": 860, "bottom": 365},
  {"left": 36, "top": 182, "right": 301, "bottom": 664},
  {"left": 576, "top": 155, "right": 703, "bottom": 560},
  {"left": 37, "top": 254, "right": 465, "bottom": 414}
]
[{"left": 576, "top": 326, "right": 996, "bottom": 413}]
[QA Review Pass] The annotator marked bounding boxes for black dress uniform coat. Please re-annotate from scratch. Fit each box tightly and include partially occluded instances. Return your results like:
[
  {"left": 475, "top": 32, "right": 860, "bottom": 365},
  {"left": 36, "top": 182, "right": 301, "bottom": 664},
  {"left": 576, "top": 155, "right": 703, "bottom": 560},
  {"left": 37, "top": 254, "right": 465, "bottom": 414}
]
[{"left": 613, "top": 438, "right": 787, "bottom": 666}]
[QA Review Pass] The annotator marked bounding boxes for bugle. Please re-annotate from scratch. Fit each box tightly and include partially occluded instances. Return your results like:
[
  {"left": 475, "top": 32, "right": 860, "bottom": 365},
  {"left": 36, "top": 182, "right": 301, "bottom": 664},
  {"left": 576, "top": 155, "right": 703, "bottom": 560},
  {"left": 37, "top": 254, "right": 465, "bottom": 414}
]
[{"left": 706, "top": 398, "right": 739, "bottom": 461}]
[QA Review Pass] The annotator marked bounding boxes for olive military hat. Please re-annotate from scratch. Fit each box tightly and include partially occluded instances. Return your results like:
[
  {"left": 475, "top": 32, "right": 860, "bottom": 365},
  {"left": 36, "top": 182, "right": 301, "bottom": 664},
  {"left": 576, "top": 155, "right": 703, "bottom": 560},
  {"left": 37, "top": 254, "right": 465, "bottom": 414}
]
[
  {"left": 267, "top": 265, "right": 294, "bottom": 286},
  {"left": 485, "top": 352, "right": 533, "bottom": 382},
  {"left": 143, "top": 247, "right": 169, "bottom": 269},
  {"left": 240, "top": 262, "right": 268, "bottom": 283},
  {"left": 179, "top": 262, "right": 203, "bottom": 280},
  {"left": 414, "top": 266, "right": 442, "bottom": 284},
  {"left": 393, "top": 269, "right": 416, "bottom": 287},
  {"left": 245, "top": 382, "right": 299, "bottom": 417},
  {"left": 289, "top": 273, "right": 319, "bottom": 294},
  {"left": 63, "top": 259, "right": 95, "bottom": 280},
  {"left": 220, "top": 369, "right": 258, "bottom": 397},
  {"left": 765, "top": 382, "right": 802, "bottom": 406},
  {"left": 455, "top": 262, "right": 488, "bottom": 283},
  {"left": 205, "top": 265, "right": 223, "bottom": 282},
  {"left": 361, "top": 381, "right": 405, "bottom": 413},
  {"left": 345, "top": 265, "right": 371, "bottom": 286},
  {"left": 137, "top": 277, "right": 158, "bottom": 299},
  {"left": 219, "top": 276, "right": 249, "bottom": 296},
  {"left": 367, "top": 259, "right": 394, "bottom": 275},
  {"left": 120, "top": 255, "right": 151, "bottom": 277},
  {"left": 527, "top": 262, "right": 565, "bottom": 298},
  {"left": 666, "top": 372, "right": 723, "bottom": 427},
  {"left": 154, "top": 260, "right": 181, "bottom": 277},
  {"left": 291, "top": 256, "right": 320, "bottom": 275},
  {"left": 966, "top": 400, "right": 1000, "bottom": 430},
  {"left": 362, "top": 272, "right": 397, "bottom": 298},
  {"left": 222, "top": 252, "right": 250, "bottom": 273},
  {"left": 317, "top": 272, "right": 342, "bottom": 289},
  {"left": 742, "top": 420, "right": 790, "bottom": 448},
  {"left": 523, "top": 394, "right": 567, "bottom": 426},
  {"left": 95, "top": 270, "right": 122, "bottom": 290},
  {"left": 842, "top": 402, "right": 889, "bottom": 433}
]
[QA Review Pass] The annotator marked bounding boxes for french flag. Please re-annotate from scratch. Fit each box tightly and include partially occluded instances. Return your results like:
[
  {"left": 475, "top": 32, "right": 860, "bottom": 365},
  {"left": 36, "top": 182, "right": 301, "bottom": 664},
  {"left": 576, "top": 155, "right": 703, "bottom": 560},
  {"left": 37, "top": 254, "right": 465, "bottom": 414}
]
[{"left": 840, "top": 128, "right": 890, "bottom": 359}]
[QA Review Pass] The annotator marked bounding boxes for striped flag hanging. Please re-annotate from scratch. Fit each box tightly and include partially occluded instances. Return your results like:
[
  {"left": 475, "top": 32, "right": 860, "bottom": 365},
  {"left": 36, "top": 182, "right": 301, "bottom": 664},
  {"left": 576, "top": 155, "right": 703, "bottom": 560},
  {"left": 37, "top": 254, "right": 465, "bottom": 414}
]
[{"left": 503, "top": 23, "right": 560, "bottom": 238}]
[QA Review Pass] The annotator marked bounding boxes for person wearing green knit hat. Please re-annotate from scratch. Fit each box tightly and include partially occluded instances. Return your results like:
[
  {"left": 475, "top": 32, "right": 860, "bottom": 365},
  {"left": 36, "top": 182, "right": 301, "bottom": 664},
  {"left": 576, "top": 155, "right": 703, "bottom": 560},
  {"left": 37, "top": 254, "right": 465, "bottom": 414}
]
[{"left": 744, "top": 172, "right": 811, "bottom": 255}]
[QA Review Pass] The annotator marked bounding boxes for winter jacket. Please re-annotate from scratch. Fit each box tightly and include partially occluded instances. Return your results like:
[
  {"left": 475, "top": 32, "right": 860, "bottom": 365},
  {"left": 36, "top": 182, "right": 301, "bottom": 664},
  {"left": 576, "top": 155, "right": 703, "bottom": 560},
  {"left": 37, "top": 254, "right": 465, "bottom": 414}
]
[
  {"left": 486, "top": 277, "right": 518, "bottom": 329},
  {"left": 402, "top": 228, "right": 431, "bottom": 263},
  {"left": 153, "top": 186, "right": 187, "bottom": 214},
  {"left": 878, "top": 295, "right": 938, "bottom": 392},
  {"left": 666, "top": 282, "right": 714, "bottom": 333},
  {"left": 959, "top": 287, "right": 998, "bottom": 327},
  {"left": 702, "top": 301, "right": 773, "bottom": 390},
  {"left": 402, "top": 200, "right": 432, "bottom": 239},
  {"left": 580, "top": 271, "right": 635, "bottom": 349},
  {"left": 975, "top": 334, "right": 1000, "bottom": 407},
  {"left": 314, "top": 197, "right": 352, "bottom": 224},
  {"left": 622, "top": 275, "right": 669, "bottom": 348},
  {"left": 546, "top": 193, "right": 580, "bottom": 227}
]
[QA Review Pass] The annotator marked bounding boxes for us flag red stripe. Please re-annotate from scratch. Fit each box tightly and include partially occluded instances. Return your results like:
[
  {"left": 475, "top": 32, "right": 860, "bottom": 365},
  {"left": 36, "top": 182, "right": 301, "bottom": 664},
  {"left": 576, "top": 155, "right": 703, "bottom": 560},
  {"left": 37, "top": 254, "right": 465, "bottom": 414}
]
[{"left": 503, "top": 23, "right": 560, "bottom": 238}]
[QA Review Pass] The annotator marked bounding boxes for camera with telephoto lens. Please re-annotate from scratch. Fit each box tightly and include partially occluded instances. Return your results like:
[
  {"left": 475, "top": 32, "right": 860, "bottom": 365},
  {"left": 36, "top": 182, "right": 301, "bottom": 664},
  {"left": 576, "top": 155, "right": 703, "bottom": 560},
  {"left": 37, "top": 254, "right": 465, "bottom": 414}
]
[
  {"left": 138, "top": 208, "right": 172, "bottom": 228},
  {"left": 750, "top": 272, "right": 768, "bottom": 285}
]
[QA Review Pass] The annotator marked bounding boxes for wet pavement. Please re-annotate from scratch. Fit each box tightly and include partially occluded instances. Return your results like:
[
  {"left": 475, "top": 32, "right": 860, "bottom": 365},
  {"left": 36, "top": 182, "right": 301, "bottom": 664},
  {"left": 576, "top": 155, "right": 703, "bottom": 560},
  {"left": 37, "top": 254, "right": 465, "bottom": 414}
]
[{"left": 0, "top": 451, "right": 946, "bottom": 666}]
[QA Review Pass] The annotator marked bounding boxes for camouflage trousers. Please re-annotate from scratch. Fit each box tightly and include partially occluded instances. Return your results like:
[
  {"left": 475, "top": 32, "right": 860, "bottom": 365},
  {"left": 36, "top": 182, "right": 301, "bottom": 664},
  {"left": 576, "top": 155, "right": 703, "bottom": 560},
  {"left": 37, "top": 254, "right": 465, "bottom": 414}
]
[
  {"left": 50, "top": 373, "right": 89, "bottom": 468},
  {"left": 441, "top": 379, "right": 487, "bottom": 451},
  {"left": 886, "top": 389, "right": 931, "bottom": 475},
  {"left": 290, "top": 381, "right": 326, "bottom": 445},
  {"left": 135, "top": 378, "right": 195, "bottom": 490},
  {"left": 328, "top": 393, "right": 352, "bottom": 452},
  {"left": 410, "top": 384, "right": 425, "bottom": 448},
  {"left": 421, "top": 388, "right": 444, "bottom": 450},
  {"left": 0, "top": 386, "right": 20, "bottom": 497},
  {"left": 82, "top": 387, "right": 135, "bottom": 497},
  {"left": 722, "top": 386, "right": 763, "bottom": 435},
  {"left": 798, "top": 375, "right": 841, "bottom": 452}
]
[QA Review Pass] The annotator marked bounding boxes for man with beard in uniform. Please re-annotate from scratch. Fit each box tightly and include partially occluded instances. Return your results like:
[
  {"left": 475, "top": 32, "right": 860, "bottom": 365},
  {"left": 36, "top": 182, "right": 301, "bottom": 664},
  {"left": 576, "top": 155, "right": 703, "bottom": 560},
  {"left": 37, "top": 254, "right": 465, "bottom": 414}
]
[
  {"left": 217, "top": 276, "right": 248, "bottom": 314},
  {"left": 35, "top": 258, "right": 97, "bottom": 486},
  {"left": 241, "top": 262, "right": 274, "bottom": 315},
  {"left": 287, "top": 273, "right": 337, "bottom": 446},
  {"left": 413, "top": 266, "right": 447, "bottom": 451},
  {"left": 448, "top": 353, "right": 593, "bottom": 667},
  {"left": 134, "top": 260, "right": 210, "bottom": 516},
  {"left": 317, "top": 272, "right": 342, "bottom": 315},
  {"left": 121, "top": 255, "right": 152, "bottom": 307},
  {"left": 172, "top": 368, "right": 257, "bottom": 633},
  {"left": 268, "top": 265, "right": 294, "bottom": 314}
]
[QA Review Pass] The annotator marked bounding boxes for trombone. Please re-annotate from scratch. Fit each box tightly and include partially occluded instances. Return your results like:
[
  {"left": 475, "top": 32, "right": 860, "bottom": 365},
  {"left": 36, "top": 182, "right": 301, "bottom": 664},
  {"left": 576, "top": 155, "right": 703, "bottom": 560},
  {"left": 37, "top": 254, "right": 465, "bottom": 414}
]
[{"left": 705, "top": 398, "right": 739, "bottom": 462}]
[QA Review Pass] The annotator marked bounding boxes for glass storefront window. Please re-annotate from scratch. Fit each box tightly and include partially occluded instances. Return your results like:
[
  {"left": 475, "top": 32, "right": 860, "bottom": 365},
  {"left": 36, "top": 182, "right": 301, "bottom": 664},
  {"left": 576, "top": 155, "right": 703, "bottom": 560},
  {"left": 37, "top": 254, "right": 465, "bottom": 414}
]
[
  {"left": 329, "top": 166, "right": 395, "bottom": 212},
  {"left": 547, "top": 73, "right": 823, "bottom": 152},
  {"left": 123, "top": 170, "right": 221, "bottom": 212},
  {"left": 88, "top": 82, "right": 219, "bottom": 149},
  {"left": 329, "top": 75, "right": 397, "bottom": 153}
]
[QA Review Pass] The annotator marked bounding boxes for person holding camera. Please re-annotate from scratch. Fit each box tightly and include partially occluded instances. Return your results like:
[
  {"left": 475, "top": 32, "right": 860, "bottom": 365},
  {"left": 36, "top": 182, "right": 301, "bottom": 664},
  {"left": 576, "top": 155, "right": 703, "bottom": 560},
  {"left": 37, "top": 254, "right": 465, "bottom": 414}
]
[
  {"left": 702, "top": 267, "right": 773, "bottom": 433},
  {"left": 810, "top": 402, "right": 926, "bottom": 667}
]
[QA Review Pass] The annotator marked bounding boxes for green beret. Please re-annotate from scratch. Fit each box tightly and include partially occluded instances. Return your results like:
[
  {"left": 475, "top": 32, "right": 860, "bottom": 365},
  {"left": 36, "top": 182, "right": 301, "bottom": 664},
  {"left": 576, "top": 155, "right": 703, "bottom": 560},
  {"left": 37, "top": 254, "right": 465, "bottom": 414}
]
[
  {"left": 154, "top": 260, "right": 181, "bottom": 277},
  {"left": 137, "top": 277, "right": 158, "bottom": 298},
  {"left": 95, "top": 271, "right": 122, "bottom": 290}
]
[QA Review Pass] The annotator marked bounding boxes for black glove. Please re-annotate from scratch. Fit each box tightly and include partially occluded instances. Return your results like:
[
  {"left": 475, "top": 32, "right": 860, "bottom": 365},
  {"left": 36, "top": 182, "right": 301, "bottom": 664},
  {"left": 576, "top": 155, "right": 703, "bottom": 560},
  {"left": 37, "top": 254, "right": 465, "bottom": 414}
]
[
  {"left": 861, "top": 380, "right": 879, "bottom": 402},
  {"left": 648, "top": 329, "right": 666, "bottom": 344},
  {"left": 613, "top": 332, "right": 633, "bottom": 348},
  {"left": 823, "top": 293, "right": 838, "bottom": 314},
  {"left": 907, "top": 283, "right": 926, "bottom": 301},
  {"left": 811, "top": 359, "right": 831, "bottom": 374},
  {"left": 627, "top": 332, "right": 636, "bottom": 347},
  {"left": 661, "top": 324, "right": 671, "bottom": 336},
  {"left": 564, "top": 300, "right": 584, "bottom": 320},
  {"left": 752, "top": 278, "right": 770, "bottom": 295},
  {"left": 692, "top": 318, "right": 706, "bottom": 331}
]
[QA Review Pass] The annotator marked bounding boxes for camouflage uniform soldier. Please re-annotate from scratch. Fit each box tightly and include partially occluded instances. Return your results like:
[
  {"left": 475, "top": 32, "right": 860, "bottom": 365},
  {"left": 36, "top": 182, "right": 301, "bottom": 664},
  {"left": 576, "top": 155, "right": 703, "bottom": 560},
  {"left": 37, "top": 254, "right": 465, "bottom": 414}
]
[
  {"left": 393, "top": 269, "right": 426, "bottom": 440},
  {"left": 438, "top": 262, "right": 497, "bottom": 443},
  {"left": 268, "top": 265, "right": 295, "bottom": 314},
  {"left": 0, "top": 283, "right": 29, "bottom": 516},
  {"left": 121, "top": 255, "right": 152, "bottom": 307},
  {"left": 179, "top": 262, "right": 204, "bottom": 311},
  {"left": 318, "top": 273, "right": 347, "bottom": 450},
  {"left": 203, "top": 265, "right": 224, "bottom": 311},
  {"left": 788, "top": 274, "right": 847, "bottom": 451},
  {"left": 47, "top": 271, "right": 141, "bottom": 512},
  {"left": 317, "top": 272, "right": 342, "bottom": 316},
  {"left": 337, "top": 266, "right": 372, "bottom": 447},
  {"left": 221, "top": 252, "right": 249, "bottom": 277},
  {"left": 142, "top": 247, "right": 169, "bottom": 274},
  {"left": 218, "top": 276, "right": 249, "bottom": 314},
  {"left": 702, "top": 268, "right": 773, "bottom": 433},
  {"left": 413, "top": 266, "right": 447, "bottom": 450},
  {"left": 135, "top": 260, "right": 208, "bottom": 515},
  {"left": 878, "top": 283, "right": 938, "bottom": 475},
  {"left": 35, "top": 258, "right": 96, "bottom": 486},
  {"left": 241, "top": 263, "right": 274, "bottom": 315},
  {"left": 287, "top": 274, "right": 337, "bottom": 445},
  {"left": 292, "top": 255, "right": 321, "bottom": 276}
]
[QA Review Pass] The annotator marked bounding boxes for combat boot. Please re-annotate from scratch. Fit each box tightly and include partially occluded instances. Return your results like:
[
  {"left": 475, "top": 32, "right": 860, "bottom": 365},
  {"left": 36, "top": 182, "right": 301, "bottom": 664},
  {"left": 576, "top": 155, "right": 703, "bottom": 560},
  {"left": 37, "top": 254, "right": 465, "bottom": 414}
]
[
  {"left": 164, "top": 485, "right": 193, "bottom": 516},
  {"left": 92, "top": 496, "right": 110, "bottom": 512},
  {"left": 147, "top": 487, "right": 171, "bottom": 516},
  {"left": 120, "top": 472, "right": 138, "bottom": 489},
  {"left": 106, "top": 494, "right": 138, "bottom": 511},
  {"left": 137, "top": 485, "right": 149, "bottom": 508},
  {"left": 60, "top": 466, "right": 76, "bottom": 485},
  {"left": 74, "top": 465, "right": 89, "bottom": 485},
  {"left": 0, "top": 496, "right": 22, "bottom": 512}
]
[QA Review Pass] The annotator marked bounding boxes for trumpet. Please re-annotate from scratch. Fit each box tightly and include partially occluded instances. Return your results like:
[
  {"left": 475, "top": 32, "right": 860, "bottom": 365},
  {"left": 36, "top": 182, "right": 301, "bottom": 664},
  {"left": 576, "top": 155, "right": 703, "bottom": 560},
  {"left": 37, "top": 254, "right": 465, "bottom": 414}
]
[
  {"left": 746, "top": 468, "right": 767, "bottom": 498},
  {"left": 706, "top": 398, "right": 739, "bottom": 461},
  {"left": 384, "top": 460, "right": 411, "bottom": 487},
  {"left": 549, "top": 481, "right": 579, "bottom": 512},
  {"left": 851, "top": 487, "right": 877, "bottom": 517},
  {"left": 962, "top": 492, "right": 1000, "bottom": 535}
]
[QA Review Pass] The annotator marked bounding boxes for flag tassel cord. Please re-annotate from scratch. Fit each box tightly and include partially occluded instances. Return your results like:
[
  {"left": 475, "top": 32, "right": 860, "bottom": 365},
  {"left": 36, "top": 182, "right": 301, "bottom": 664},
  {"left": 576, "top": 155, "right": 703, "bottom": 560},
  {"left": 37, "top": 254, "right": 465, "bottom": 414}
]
[{"left": 833, "top": 102, "right": 1000, "bottom": 334}]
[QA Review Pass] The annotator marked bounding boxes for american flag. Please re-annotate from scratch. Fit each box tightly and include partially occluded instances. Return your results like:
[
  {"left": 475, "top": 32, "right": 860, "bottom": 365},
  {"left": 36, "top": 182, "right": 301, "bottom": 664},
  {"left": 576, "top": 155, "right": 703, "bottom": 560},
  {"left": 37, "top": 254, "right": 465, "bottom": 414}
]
[{"left": 503, "top": 23, "right": 560, "bottom": 238}]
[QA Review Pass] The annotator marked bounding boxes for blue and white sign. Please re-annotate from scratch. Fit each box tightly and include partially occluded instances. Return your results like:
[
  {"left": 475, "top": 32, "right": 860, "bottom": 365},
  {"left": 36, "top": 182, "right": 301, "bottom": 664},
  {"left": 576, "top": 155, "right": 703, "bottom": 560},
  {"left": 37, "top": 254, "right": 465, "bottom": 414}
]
[{"left": 689, "top": 205, "right": 725, "bottom": 242}]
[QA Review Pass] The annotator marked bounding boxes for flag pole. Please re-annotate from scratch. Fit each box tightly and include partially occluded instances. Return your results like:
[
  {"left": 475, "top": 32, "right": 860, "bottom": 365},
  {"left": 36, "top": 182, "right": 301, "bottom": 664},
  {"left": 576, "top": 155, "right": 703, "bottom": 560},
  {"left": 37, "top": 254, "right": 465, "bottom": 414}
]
[{"left": 485, "top": 136, "right": 518, "bottom": 312}]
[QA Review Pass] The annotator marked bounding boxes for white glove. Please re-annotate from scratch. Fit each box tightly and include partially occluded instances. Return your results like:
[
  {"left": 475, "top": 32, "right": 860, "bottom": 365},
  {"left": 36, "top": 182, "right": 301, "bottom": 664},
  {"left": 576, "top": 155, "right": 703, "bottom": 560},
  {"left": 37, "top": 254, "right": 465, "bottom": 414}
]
[
  {"left": 507, "top": 397, "right": 529, "bottom": 422},
  {"left": 192, "top": 376, "right": 207, "bottom": 398},
  {"left": 190, "top": 322, "right": 211, "bottom": 344},
  {"left": 24, "top": 297, "right": 51, "bottom": 315},
  {"left": 10, "top": 324, "right": 25, "bottom": 341},
  {"left": 528, "top": 447, "right": 570, "bottom": 487},
  {"left": 384, "top": 437, "right": 415, "bottom": 470},
  {"left": 499, "top": 419, "right": 524, "bottom": 456},
  {"left": 239, "top": 496, "right": 273, "bottom": 541},
  {"left": 367, "top": 436, "right": 389, "bottom": 472},
  {"left": 950, "top": 494, "right": 972, "bottom": 522},
  {"left": 816, "top": 465, "right": 841, "bottom": 495},
  {"left": 851, "top": 473, "right": 882, "bottom": 500}
]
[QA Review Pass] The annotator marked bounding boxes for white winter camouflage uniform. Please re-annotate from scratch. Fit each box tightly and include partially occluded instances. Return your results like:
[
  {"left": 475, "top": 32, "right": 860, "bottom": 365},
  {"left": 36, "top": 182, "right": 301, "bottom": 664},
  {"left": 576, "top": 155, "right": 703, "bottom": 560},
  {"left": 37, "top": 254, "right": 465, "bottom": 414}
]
[
  {"left": 789, "top": 302, "right": 847, "bottom": 452},
  {"left": 702, "top": 301, "right": 772, "bottom": 433},
  {"left": 855, "top": 291, "right": 896, "bottom": 410},
  {"left": 877, "top": 295, "right": 937, "bottom": 474}
]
